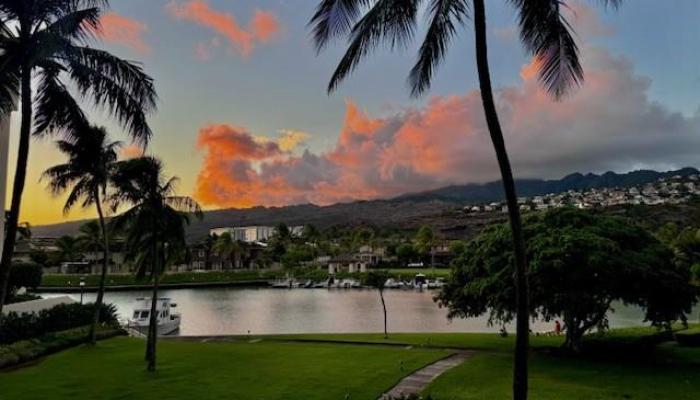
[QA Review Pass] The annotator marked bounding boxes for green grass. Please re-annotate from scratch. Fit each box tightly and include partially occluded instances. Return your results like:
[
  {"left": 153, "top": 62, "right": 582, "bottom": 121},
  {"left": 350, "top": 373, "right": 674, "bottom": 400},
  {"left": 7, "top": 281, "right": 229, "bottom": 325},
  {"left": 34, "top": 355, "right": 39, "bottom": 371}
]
[
  {"left": 2, "top": 329, "right": 699, "bottom": 400},
  {"left": 273, "top": 329, "right": 700, "bottom": 400},
  {"left": 0, "top": 337, "right": 448, "bottom": 400}
]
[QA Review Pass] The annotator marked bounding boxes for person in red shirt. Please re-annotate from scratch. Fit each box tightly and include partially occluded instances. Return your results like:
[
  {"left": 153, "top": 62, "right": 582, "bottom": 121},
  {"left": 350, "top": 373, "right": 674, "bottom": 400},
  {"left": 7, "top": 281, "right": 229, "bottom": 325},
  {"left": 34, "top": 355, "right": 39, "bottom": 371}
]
[{"left": 555, "top": 320, "right": 562, "bottom": 335}]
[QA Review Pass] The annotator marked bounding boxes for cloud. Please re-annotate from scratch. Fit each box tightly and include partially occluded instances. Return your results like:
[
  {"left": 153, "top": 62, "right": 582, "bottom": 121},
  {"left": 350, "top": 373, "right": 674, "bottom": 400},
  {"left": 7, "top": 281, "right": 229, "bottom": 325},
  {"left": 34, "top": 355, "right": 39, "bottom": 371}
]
[
  {"left": 166, "top": 1, "right": 280, "bottom": 58},
  {"left": 194, "top": 44, "right": 700, "bottom": 209},
  {"left": 120, "top": 144, "right": 144, "bottom": 159},
  {"left": 564, "top": 0, "right": 616, "bottom": 37},
  {"left": 277, "top": 130, "right": 311, "bottom": 152},
  {"left": 96, "top": 12, "right": 150, "bottom": 54}
]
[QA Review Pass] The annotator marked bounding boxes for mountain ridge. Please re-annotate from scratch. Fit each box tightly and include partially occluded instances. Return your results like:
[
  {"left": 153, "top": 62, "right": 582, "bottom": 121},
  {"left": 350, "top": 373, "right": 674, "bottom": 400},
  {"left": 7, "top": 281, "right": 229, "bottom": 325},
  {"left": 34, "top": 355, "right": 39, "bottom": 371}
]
[{"left": 31, "top": 167, "right": 699, "bottom": 240}]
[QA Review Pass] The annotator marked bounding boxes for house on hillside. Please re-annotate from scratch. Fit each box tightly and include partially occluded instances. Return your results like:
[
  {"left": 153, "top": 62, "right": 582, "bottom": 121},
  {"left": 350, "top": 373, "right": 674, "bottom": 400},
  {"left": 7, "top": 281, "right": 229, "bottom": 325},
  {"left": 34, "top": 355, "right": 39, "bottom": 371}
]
[{"left": 328, "top": 256, "right": 367, "bottom": 274}]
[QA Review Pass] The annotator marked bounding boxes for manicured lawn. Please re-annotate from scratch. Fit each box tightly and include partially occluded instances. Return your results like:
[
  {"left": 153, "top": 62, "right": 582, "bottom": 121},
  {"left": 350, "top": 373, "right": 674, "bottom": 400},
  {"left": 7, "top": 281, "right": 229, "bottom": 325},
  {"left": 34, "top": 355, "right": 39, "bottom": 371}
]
[
  {"left": 2, "top": 329, "right": 698, "bottom": 400},
  {"left": 276, "top": 329, "right": 700, "bottom": 400},
  {"left": 0, "top": 337, "right": 448, "bottom": 400},
  {"left": 424, "top": 347, "right": 700, "bottom": 400}
]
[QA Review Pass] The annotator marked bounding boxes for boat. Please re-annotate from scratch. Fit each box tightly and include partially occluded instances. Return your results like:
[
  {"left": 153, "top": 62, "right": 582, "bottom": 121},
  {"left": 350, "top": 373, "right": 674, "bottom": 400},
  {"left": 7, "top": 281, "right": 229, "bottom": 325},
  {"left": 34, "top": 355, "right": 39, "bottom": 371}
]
[
  {"left": 127, "top": 298, "right": 181, "bottom": 336},
  {"left": 427, "top": 277, "right": 446, "bottom": 289},
  {"left": 413, "top": 273, "right": 428, "bottom": 290},
  {"left": 271, "top": 279, "right": 292, "bottom": 288}
]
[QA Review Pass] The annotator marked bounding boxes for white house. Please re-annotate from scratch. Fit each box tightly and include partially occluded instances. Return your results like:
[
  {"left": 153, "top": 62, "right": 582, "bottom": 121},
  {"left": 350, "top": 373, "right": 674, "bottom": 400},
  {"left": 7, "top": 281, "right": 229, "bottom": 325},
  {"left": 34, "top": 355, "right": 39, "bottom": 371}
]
[{"left": 328, "top": 256, "right": 367, "bottom": 274}]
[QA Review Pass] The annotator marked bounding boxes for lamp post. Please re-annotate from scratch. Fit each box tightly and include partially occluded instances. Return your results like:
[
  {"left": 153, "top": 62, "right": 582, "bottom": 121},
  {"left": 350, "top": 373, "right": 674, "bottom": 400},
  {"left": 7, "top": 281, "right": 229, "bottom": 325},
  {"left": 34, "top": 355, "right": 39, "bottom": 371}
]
[{"left": 79, "top": 277, "right": 86, "bottom": 305}]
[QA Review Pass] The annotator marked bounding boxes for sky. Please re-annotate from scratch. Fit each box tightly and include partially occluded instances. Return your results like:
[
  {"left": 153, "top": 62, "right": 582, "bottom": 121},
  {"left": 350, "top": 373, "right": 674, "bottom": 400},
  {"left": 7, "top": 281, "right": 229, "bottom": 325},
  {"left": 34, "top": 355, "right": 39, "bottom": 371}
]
[{"left": 5, "top": 0, "right": 700, "bottom": 225}]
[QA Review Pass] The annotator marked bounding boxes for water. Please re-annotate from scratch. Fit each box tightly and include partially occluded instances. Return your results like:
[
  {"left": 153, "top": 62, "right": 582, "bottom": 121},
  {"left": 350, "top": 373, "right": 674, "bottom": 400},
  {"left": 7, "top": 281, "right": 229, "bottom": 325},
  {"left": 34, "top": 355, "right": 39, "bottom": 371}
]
[{"left": 41, "top": 288, "right": 698, "bottom": 336}]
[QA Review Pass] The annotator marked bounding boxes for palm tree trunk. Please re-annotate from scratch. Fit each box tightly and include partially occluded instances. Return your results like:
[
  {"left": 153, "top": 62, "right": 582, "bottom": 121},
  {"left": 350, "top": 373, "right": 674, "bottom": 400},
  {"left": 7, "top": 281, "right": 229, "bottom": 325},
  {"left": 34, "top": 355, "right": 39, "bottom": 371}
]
[
  {"left": 0, "top": 61, "right": 32, "bottom": 320},
  {"left": 473, "top": 1, "right": 529, "bottom": 399},
  {"left": 89, "top": 190, "right": 110, "bottom": 344},
  {"left": 146, "top": 222, "right": 159, "bottom": 371},
  {"left": 379, "top": 289, "right": 387, "bottom": 339}
]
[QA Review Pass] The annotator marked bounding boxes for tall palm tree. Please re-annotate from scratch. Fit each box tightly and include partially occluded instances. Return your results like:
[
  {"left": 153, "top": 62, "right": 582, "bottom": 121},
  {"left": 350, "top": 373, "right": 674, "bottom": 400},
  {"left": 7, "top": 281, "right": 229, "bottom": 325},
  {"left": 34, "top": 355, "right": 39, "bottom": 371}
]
[
  {"left": 54, "top": 235, "right": 80, "bottom": 263},
  {"left": 309, "top": 1, "right": 621, "bottom": 398},
  {"left": 43, "top": 126, "right": 120, "bottom": 344},
  {"left": 213, "top": 232, "right": 240, "bottom": 269},
  {"left": 111, "top": 156, "right": 201, "bottom": 372},
  {"left": 0, "top": 0, "right": 157, "bottom": 318}
]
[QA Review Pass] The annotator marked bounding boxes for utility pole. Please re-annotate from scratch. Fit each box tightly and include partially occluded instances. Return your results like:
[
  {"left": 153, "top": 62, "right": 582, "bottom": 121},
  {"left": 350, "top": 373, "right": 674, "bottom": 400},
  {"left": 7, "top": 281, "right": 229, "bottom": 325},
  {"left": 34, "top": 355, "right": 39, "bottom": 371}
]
[{"left": 0, "top": 110, "right": 11, "bottom": 259}]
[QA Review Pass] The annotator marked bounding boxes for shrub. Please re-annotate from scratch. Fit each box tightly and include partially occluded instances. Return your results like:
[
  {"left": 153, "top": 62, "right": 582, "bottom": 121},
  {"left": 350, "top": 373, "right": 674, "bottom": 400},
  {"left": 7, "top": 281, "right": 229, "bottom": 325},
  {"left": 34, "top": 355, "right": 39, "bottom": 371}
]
[
  {"left": 0, "top": 326, "right": 124, "bottom": 369},
  {"left": 0, "top": 302, "right": 119, "bottom": 345},
  {"left": 8, "top": 262, "right": 43, "bottom": 293}
]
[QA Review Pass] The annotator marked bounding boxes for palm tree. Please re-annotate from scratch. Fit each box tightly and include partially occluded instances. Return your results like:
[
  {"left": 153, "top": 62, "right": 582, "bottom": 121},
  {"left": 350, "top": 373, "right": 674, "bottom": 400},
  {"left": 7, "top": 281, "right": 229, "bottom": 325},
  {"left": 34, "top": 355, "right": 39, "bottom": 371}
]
[
  {"left": 213, "top": 232, "right": 241, "bottom": 269},
  {"left": 365, "top": 270, "right": 390, "bottom": 339},
  {"left": 309, "top": 1, "right": 621, "bottom": 398},
  {"left": 111, "top": 156, "right": 201, "bottom": 372},
  {"left": 76, "top": 220, "right": 103, "bottom": 255},
  {"left": 54, "top": 235, "right": 80, "bottom": 263},
  {"left": 0, "top": 0, "right": 158, "bottom": 318},
  {"left": 43, "top": 127, "right": 120, "bottom": 344}
]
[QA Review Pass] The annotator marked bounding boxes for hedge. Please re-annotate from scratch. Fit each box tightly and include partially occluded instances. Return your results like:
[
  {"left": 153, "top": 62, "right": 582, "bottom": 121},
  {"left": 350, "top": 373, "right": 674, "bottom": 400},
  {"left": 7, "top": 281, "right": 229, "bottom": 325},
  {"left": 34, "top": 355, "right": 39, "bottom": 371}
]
[
  {"left": 0, "top": 302, "right": 119, "bottom": 345},
  {"left": 0, "top": 325, "right": 124, "bottom": 370}
]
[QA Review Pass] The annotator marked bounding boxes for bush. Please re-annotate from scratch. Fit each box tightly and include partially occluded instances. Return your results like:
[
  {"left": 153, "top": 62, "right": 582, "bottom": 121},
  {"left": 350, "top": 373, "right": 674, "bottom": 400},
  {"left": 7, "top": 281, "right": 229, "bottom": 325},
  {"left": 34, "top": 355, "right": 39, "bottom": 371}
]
[
  {"left": 8, "top": 262, "right": 43, "bottom": 293},
  {"left": 0, "top": 325, "right": 124, "bottom": 369},
  {"left": 0, "top": 302, "right": 119, "bottom": 345}
]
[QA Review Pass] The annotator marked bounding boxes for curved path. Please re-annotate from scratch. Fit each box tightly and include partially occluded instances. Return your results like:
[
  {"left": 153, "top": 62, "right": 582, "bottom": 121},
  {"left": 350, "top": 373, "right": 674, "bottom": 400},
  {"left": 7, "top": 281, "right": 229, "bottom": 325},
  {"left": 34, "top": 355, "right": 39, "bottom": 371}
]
[{"left": 380, "top": 351, "right": 473, "bottom": 399}]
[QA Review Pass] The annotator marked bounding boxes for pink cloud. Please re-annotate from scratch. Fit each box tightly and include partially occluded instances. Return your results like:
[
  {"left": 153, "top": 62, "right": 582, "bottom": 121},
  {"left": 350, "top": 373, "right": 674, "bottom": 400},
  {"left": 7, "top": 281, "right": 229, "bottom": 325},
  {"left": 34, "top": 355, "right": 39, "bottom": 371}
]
[
  {"left": 194, "top": 45, "right": 700, "bottom": 209},
  {"left": 167, "top": 1, "right": 280, "bottom": 58},
  {"left": 96, "top": 12, "right": 150, "bottom": 54}
]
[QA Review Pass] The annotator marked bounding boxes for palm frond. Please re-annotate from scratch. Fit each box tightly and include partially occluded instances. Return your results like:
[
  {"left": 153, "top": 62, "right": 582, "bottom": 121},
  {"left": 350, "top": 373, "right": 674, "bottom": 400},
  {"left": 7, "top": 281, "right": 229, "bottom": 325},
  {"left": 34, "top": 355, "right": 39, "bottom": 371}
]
[
  {"left": 409, "top": 0, "right": 469, "bottom": 96},
  {"left": 512, "top": 0, "right": 583, "bottom": 99},
  {"left": 45, "top": 7, "right": 102, "bottom": 44},
  {"left": 328, "top": 0, "right": 420, "bottom": 93},
  {"left": 63, "top": 46, "right": 157, "bottom": 142},
  {"left": 308, "top": 0, "right": 371, "bottom": 53},
  {"left": 33, "top": 61, "right": 88, "bottom": 137}
]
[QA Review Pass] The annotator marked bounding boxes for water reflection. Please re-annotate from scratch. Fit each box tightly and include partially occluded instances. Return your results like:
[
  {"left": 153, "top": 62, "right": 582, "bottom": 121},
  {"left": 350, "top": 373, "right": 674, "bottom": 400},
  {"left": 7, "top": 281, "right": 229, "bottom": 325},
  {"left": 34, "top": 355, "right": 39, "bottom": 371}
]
[{"left": 42, "top": 288, "right": 700, "bottom": 336}]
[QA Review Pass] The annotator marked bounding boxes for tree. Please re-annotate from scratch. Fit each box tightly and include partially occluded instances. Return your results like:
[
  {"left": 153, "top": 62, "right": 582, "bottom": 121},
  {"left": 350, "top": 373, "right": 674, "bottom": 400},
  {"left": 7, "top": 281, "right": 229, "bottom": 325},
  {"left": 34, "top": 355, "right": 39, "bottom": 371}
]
[
  {"left": 437, "top": 208, "right": 698, "bottom": 352},
  {"left": 309, "top": 2, "right": 621, "bottom": 398},
  {"left": 43, "top": 126, "right": 120, "bottom": 344},
  {"left": 54, "top": 236, "right": 80, "bottom": 264},
  {"left": 415, "top": 226, "right": 436, "bottom": 268},
  {"left": 364, "top": 270, "right": 390, "bottom": 339},
  {"left": 396, "top": 243, "right": 417, "bottom": 267},
  {"left": 111, "top": 156, "right": 201, "bottom": 372},
  {"left": 213, "top": 232, "right": 240, "bottom": 269},
  {"left": 0, "top": 0, "right": 157, "bottom": 319}
]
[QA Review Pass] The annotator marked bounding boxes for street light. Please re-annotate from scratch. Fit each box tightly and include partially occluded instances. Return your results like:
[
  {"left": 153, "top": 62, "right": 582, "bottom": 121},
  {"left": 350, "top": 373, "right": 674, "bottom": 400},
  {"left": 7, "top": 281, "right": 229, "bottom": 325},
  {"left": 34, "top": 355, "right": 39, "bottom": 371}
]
[{"left": 79, "top": 277, "right": 86, "bottom": 305}]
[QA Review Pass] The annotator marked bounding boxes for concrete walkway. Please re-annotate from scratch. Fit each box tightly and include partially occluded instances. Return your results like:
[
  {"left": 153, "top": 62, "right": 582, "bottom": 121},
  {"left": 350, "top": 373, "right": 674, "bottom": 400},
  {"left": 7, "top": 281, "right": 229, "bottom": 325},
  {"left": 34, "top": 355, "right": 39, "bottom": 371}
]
[{"left": 380, "top": 351, "right": 473, "bottom": 400}]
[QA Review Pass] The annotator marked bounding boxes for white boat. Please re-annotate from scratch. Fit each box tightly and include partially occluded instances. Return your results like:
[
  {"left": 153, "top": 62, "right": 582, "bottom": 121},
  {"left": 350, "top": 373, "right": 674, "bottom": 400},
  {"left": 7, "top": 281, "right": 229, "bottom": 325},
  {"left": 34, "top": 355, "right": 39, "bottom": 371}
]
[{"left": 127, "top": 297, "right": 181, "bottom": 336}]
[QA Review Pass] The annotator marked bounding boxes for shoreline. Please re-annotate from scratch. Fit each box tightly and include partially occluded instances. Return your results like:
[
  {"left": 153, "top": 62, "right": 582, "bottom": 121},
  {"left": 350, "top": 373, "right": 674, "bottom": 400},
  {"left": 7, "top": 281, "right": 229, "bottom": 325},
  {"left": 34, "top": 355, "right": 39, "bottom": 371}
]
[{"left": 32, "top": 280, "right": 271, "bottom": 293}]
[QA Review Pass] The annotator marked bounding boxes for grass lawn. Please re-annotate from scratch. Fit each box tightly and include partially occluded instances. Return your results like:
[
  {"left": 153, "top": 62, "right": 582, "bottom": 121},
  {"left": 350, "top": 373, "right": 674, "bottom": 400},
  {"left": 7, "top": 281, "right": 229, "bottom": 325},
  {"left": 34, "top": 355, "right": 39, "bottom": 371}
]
[
  {"left": 0, "top": 337, "right": 448, "bottom": 400},
  {"left": 275, "top": 329, "right": 700, "bottom": 400},
  {"left": 2, "top": 329, "right": 698, "bottom": 400}
]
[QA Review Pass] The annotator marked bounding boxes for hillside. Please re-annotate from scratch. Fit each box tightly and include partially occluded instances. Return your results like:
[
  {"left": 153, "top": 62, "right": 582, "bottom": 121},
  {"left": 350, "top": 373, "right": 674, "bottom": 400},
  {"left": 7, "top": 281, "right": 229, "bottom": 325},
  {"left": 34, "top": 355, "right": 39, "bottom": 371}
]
[
  {"left": 31, "top": 167, "right": 698, "bottom": 241},
  {"left": 397, "top": 167, "right": 699, "bottom": 203}
]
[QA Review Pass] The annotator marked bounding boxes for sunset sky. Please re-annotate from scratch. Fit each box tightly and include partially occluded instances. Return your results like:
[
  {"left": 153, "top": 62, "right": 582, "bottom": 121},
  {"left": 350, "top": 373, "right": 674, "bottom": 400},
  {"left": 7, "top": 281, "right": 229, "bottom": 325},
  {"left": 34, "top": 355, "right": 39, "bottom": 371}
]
[{"left": 6, "top": 0, "right": 700, "bottom": 225}]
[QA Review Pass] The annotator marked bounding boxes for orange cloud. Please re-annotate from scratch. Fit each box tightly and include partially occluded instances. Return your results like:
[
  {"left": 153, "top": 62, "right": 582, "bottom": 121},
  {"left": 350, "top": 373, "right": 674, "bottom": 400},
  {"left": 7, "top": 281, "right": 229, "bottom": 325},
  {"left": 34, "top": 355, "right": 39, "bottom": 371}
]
[
  {"left": 97, "top": 12, "right": 150, "bottom": 54},
  {"left": 194, "top": 47, "right": 700, "bottom": 210},
  {"left": 167, "top": 1, "right": 280, "bottom": 58}
]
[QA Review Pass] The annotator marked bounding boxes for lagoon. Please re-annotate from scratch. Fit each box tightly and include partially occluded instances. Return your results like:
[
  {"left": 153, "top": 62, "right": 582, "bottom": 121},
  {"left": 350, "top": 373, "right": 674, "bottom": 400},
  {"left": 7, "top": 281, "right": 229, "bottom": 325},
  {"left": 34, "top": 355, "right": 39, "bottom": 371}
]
[{"left": 41, "top": 288, "right": 699, "bottom": 336}]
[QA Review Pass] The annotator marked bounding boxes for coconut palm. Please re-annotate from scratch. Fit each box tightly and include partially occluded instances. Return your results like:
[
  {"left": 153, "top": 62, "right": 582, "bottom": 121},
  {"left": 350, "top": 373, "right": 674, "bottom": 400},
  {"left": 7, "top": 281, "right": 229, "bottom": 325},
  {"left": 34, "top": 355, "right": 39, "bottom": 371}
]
[
  {"left": 213, "top": 232, "right": 241, "bottom": 269},
  {"left": 0, "top": 0, "right": 157, "bottom": 317},
  {"left": 43, "top": 127, "right": 120, "bottom": 344},
  {"left": 110, "top": 156, "right": 201, "bottom": 372},
  {"left": 54, "top": 235, "right": 80, "bottom": 263},
  {"left": 309, "top": 1, "right": 621, "bottom": 398}
]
